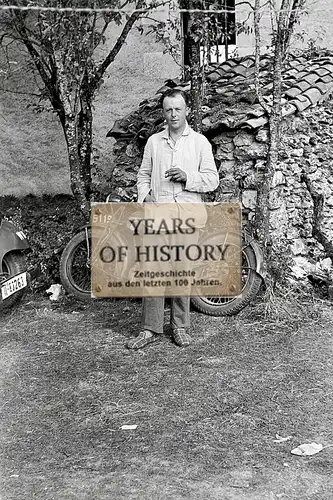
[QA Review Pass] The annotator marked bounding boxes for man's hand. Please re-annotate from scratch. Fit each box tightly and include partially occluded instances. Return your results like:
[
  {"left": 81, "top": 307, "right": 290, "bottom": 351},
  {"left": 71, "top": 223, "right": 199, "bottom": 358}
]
[{"left": 165, "top": 168, "right": 187, "bottom": 183}]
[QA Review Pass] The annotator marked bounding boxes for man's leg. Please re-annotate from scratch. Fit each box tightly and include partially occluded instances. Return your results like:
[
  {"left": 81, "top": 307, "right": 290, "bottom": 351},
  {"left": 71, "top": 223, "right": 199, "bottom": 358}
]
[
  {"left": 168, "top": 225, "right": 198, "bottom": 347},
  {"left": 141, "top": 296, "right": 165, "bottom": 333},
  {"left": 170, "top": 296, "right": 192, "bottom": 347},
  {"left": 170, "top": 296, "right": 190, "bottom": 330},
  {"left": 126, "top": 296, "right": 165, "bottom": 349}
]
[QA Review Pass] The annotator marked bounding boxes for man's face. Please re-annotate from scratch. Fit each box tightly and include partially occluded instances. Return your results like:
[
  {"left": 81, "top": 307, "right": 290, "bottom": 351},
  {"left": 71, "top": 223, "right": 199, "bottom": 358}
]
[{"left": 162, "top": 94, "right": 189, "bottom": 132}]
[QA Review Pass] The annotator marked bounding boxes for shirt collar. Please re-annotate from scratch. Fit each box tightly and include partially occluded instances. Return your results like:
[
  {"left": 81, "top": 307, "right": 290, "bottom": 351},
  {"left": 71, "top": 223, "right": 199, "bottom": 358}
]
[{"left": 162, "top": 121, "right": 191, "bottom": 139}]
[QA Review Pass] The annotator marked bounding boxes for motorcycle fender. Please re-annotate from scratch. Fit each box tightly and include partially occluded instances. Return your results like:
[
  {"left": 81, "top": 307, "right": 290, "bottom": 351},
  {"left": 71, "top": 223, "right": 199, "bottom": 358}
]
[
  {"left": 73, "top": 224, "right": 91, "bottom": 236},
  {"left": 74, "top": 224, "right": 107, "bottom": 233},
  {"left": 0, "top": 220, "right": 30, "bottom": 266},
  {"left": 73, "top": 224, "right": 111, "bottom": 236},
  {"left": 242, "top": 231, "right": 266, "bottom": 281},
  {"left": 249, "top": 239, "right": 265, "bottom": 278}
]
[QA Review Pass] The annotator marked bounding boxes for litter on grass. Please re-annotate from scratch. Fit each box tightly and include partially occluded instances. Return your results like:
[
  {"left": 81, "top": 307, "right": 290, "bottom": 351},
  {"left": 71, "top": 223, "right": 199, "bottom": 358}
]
[
  {"left": 291, "top": 442, "right": 323, "bottom": 456},
  {"left": 273, "top": 434, "right": 292, "bottom": 443},
  {"left": 121, "top": 424, "right": 138, "bottom": 430},
  {"left": 46, "top": 284, "right": 64, "bottom": 301}
]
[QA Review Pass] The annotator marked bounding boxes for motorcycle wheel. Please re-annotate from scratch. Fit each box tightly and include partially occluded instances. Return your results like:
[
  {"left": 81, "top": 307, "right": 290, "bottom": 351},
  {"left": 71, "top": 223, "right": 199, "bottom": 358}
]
[
  {"left": 190, "top": 243, "right": 263, "bottom": 316},
  {"left": 60, "top": 229, "right": 92, "bottom": 301},
  {"left": 0, "top": 252, "right": 27, "bottom": 311},
  {"left": 60, "top": 227, "right": 131, "bottom": 301}
]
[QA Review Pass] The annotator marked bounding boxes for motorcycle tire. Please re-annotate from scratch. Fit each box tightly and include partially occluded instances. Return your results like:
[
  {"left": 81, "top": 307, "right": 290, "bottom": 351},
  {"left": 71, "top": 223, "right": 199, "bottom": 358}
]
[
  {"left": 0, "top": 252, "right": 27, "bottom": 311},
  {"left": 190, "top": 243, "right": 263, "bottom": 316},
  {"left": 60, "top": 229, "right": 92, "bottom": 302},
  {"left": 60, "top": 227, "right": 130, "bottom": 302}
]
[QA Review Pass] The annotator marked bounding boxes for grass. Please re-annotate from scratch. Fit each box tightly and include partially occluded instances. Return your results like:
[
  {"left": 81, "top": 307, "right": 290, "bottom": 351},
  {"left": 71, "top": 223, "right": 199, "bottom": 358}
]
[{"left": 0, "top": 294, "right": 332, "bottom": 499}]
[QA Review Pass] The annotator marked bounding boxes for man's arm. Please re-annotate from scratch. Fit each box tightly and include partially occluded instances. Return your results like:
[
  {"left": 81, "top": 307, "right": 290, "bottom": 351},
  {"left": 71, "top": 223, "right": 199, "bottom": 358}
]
[
  {"left": 137, "top": 138, "right": 153, "bottom": 203},
  {"left": 185, "top": 137, "right": 219, "bottom": 193}
]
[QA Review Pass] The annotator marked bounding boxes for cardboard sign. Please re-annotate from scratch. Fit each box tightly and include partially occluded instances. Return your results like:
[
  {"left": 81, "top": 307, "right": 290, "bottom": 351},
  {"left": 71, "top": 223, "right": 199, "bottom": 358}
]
[{"left": 91, "top": 202, "right": 242, "bottom": 298}]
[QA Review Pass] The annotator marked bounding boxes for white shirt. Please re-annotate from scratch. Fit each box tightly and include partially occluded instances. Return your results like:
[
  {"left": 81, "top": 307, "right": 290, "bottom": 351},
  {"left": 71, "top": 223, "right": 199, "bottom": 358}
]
[{"left": 137, "top": 123, "right": 219, "bottom": 203}]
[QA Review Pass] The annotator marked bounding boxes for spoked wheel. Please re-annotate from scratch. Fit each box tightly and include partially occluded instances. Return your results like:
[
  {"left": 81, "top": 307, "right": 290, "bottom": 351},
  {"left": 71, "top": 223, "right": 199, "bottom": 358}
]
[
  {"left": 190, "top": 243, "right": 263, "bottom": 316},
  {"left": 60, "top": 229, "right": 92, "bottom": 301},
  {"left": 59, "top": 227, "right": 127, "bottom": 301}
]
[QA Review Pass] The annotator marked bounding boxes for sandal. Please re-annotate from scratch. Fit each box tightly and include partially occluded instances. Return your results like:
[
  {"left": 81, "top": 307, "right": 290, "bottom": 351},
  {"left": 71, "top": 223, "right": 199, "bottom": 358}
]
[
  {"left": 126, "top": 330, "right": 159, "bottom": 350},
  {"left": 172, "top": 328, "right": 192, "bottom": 347}
]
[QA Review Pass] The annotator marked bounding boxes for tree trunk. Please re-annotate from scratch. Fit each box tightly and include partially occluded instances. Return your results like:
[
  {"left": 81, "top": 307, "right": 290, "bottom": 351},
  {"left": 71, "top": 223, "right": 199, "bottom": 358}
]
[
  {"left": 64, "top": 117, "right": 91, "bottom": 219},
  {"left": 188, "top": 29, "right": 202, "bottom": 132},
  {"left": 284, "top": 0, "right": 306, "bottom": 53},
  {"left": 53, "top": 49, "right": 90, "bottom": 218},
  {"left": 254, "top": 1, "right": 289, "bottom": 284},
  {"left": 181, "top": 0, "right": 203, "bottom": 132},
  {"left": 254, "top": 56, "right": 283, "bottom": 246},
  {"left": 78, "top": 74, "right": 93, "bottom": 200}
]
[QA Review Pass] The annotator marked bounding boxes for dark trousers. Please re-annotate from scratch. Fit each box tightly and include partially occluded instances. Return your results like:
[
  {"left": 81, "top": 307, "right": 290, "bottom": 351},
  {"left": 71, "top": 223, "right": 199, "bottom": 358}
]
[
  {"left": 140, "top": 216, "right": 199, "bottom": 334},
  {"left": 141, "top": 296, "right": 190, "bottom": 334}
]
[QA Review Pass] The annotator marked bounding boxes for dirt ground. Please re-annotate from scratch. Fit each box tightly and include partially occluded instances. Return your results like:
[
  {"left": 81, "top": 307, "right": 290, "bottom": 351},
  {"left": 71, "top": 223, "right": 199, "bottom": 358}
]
[{"left": 0, "top": 294, "right": 332, "bottom": 500}]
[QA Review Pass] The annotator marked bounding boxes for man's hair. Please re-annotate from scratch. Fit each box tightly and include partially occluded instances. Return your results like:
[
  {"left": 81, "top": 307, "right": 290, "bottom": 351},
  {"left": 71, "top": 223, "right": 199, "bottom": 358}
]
[{"left": 159, "top": 88, "right": 190, "bottom": 108}]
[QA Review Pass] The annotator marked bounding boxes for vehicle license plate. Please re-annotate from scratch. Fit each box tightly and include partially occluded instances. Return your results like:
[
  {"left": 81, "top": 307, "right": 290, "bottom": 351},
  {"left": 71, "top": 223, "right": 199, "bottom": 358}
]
[{"left": 1, "top": 272, "right": 27, "bottom": 300}]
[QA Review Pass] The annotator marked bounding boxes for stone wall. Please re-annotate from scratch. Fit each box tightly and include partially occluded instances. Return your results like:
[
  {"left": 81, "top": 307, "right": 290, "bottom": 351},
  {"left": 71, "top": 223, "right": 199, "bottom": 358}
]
[
  {"left": 213, "top": 97, "right": 333, "bottom": 280},
  {"left": 110, "top": 93, "right": 333, "bottom": 283}
]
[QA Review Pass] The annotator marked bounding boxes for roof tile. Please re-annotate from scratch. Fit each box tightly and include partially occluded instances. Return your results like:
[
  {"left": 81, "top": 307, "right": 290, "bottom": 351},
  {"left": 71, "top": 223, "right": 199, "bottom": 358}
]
[
  {"left": 295, "top": 64, "right": 307, "bottom": 74},
  {"left": 314, "top": 67, "right": 331, "bottom": 78},
  {"left": 156, "top": 84, "right": 170, "bottom": 94},
  {"left": 262, "top": 82, "right": 274, "bottom": 92},
  {"left": 318, "top": 74, "right": 333, "bottom": 84},
  {"left": 322, "top": 63, "right": 333, "bottom": 72},
  {"left": 310, "top": 63, "right": 322, "bottom": 71},
  {"left": 302, "top": 87, "right": 323, "bottom": 105},
  {"left": 297, "top": 70, "right": 309, "bottom": 79},
  {"left": 288, "top": 59, "right": 300, "bottom": 69},
  {"left": 232, "top": 75, "right": 248, "bottom": 84},
  {"left": 302, "top": 73, "right": 320, "bottom": 85},
  {"left": 231, "top": 65, "right": 255, "bottom": 77},
  {"left": 282, "top": 103, "right": 298, "bottom": 117},
  {"left": 312, "top": 82, "right": 333, "bottom": 94},
  {"left": 215, "top": 67, "right": 231, "bottom": 76},
  {"left": 285, "top": 87, "right": 302, "bottom": 99},
  {"left": 222, "top": 59, "right": 239, "bottom": 68},
  {"left": 108, "top": 52, "right": 333, "bottom": 140},
  {"left": 247, "top": 104, "right": 266, "bottom": 118},
  {"left": 294, "top": 80, "right": 313, "bottom": 92},
  {"left": 285, "top": 68, "right": 300, "bottom": 79},
  {"left": 290, "top": 95, "right": 312, "bottom": 112},
  {"left": 206, "top": 71, "right": 223, "bottom": 83},
  {"left": 242, "top": 116, "right": 269, "bottom": 129}
]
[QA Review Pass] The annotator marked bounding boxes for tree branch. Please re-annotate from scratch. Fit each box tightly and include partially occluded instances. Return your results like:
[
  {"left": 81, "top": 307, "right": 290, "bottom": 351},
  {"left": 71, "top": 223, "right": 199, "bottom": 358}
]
[
  {"left": 253, "top": 0, "right": 270, "bottom": 113},
  {"left": 0, "top": 86, "right": 42, "bottom": 98},
  {"left": 89, "top": 0, "right": 172, "bottom": 92},
  {"left": 10, "top": 10, "right": 53, "bottom": 93},
  {"left": 301, "top": 174, "right": 333, "bottom": 263},
  {"left": 236, "top": 1, "right": 254, "bottom": 9},
  {"left": 283, "top": 0, "right": 306, "bottom": 52},
  {"left": 90, "top": 0, "right": 145, "bottom": 92}
]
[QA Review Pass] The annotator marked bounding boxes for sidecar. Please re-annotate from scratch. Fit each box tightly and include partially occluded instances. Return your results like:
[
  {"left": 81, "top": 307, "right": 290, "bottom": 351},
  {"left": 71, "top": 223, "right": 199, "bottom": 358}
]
[{"left": 0, "top": 218, "right": 40, "bottom": 311}]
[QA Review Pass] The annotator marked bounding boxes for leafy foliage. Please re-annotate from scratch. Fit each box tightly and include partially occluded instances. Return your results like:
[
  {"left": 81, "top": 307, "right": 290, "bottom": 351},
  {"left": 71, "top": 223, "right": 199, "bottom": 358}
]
[{"left": 0, "top": 0, "right": 162, "bottom": 216}]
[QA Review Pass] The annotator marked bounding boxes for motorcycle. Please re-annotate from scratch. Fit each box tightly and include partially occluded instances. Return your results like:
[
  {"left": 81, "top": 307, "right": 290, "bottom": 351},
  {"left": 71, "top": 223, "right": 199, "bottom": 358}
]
[
  {"left": 189, "top": 227, "right": 264, "bottom": 316},
  {"left": 0, "top": 216, "right": 40, "bottom": 312},
  {"left": 59, "top": 191, "right": 265, "bottom": 316}
]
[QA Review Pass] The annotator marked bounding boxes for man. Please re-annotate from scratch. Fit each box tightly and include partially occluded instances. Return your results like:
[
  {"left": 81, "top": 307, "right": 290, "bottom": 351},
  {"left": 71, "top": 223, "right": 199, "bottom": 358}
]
[{"left": 127, "top": 89, "right": 219, "bottom": 349}]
